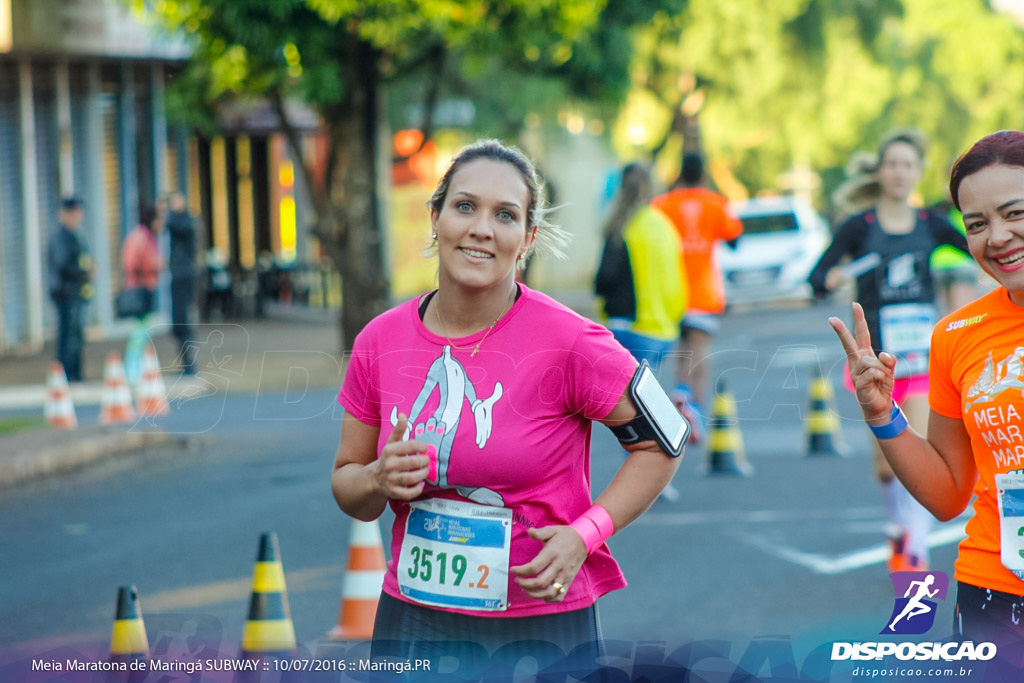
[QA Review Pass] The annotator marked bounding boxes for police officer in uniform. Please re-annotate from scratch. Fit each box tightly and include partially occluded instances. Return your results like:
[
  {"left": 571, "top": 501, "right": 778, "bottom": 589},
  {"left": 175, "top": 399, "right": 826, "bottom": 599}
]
[{"left": 47, "top": 196, "right": 92, "bottom": 382}]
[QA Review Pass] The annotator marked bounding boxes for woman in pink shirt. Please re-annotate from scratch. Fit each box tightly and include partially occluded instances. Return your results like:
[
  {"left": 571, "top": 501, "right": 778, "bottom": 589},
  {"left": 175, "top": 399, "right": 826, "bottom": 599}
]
[
  {"left": 332, "top": 140, "right": 684, "bottom": 676},
  {"left": 120, "top": 206, "right": 163, "bottom": 383}
]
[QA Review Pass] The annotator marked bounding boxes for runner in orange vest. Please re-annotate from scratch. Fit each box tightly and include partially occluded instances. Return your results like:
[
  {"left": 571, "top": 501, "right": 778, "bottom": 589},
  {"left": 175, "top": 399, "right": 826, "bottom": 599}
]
[{"left": 653, "top": 153, "right": 743, "bottom": 459}]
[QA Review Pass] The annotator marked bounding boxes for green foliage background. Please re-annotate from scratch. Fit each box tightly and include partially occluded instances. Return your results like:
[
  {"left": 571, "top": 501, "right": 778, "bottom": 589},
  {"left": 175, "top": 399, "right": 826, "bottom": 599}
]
[
  {"left": 624, "top": 0, "right": 1024, "bottom": 209},
  {"left": 141, "top": 0, "right": 1024, "bottom": 210}
]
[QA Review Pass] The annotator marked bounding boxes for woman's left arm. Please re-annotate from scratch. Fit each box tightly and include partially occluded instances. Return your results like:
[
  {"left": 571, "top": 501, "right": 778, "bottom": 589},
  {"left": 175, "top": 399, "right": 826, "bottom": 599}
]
[
  {"left": 510, "top": 389, "right": 681, "bottom": 602},
  {"left": 591, "top": 392, "right": 683, "bottom": 529},
  {"left": 879, "top": 410, "right": 977, "bottom": 521}
]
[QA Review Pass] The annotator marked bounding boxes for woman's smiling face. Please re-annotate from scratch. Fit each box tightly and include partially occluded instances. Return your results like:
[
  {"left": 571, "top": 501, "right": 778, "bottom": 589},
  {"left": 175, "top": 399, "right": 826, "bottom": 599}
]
[
  {"left": 431, "top": 158, "right": 535, "bottom": 292},
  {"left": 957, "top": 163, "right": 1024, "bottom": 306}
]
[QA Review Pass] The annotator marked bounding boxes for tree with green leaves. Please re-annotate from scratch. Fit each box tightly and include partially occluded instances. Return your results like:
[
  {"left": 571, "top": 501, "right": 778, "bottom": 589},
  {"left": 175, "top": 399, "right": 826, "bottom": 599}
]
[
  {"left": 621, "top": 0, "right": 1024, "bottom": 210},
  {"left": 136, "top": 0, "right": 684, "bottom": 350},
  {"left": 620, "top": 0, "right": 904, "bottom": 194}
]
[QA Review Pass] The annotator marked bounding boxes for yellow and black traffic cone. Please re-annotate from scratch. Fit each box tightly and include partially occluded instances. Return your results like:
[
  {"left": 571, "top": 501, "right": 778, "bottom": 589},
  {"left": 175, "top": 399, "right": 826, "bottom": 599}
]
[
  {"left": 240, "top": 532, "right": 296, "bottom": 660},
  {"left": 805, "top": 367, "right": 846, "bottom": 457},
  {"left": 109, "top": 585, "right": 149, "bottom": 668},
  {"left": 705, "top": 380, "right": 753, "bottom": 476}
]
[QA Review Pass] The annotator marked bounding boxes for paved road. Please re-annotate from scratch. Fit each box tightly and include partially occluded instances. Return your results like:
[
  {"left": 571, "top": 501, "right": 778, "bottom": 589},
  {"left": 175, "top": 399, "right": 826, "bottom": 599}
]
[{"left": 0, "top": 301, "right": 975, "bottom": 680}]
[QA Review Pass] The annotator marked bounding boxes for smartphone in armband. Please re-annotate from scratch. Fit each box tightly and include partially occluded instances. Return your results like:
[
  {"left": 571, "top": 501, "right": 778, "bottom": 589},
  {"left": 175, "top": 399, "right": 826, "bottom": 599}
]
[{"left": 610, "top": 360, "right": 690, "bottom": 458}]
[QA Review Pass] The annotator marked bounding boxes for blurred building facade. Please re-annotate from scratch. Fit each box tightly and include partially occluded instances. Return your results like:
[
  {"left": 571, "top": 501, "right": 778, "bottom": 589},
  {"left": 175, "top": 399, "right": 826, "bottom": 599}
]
[
  {"left": 0, "top": 0, "right": 329, "bottom": 354},
  {"left": 0, "top": 0, "right": 190, "bottom": 352},
  {"left": 0, "top": 1, "right": 607, "bottom": 356}
]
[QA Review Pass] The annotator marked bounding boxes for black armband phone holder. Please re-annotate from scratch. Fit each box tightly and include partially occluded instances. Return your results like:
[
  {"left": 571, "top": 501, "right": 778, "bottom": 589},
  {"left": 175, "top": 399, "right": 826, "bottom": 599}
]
[{"left": 609, "top": 360, "right": 689, "bottom": 458}]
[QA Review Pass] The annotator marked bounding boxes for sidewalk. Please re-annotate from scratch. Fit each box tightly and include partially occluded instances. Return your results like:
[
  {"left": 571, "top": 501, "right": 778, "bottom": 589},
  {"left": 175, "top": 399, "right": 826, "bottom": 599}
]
[
  {"left": 0, "top": 290, "right": 598, "bottom": 489},
  {"left": 0, "top": 302, "right": 345, "bottom": 399},
  {"left": 0, "top": 302, "right": 345, "bottom": 489}
]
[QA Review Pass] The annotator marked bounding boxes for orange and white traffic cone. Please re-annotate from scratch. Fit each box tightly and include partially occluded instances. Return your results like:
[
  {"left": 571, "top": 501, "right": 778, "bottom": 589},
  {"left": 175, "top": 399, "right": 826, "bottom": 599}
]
[
  {"left": 135, "top": 344, "right": 169, "bottom": 418},
  {"left": 326, "top": 519, "right": 386, "bottom": 640},
  {"left": 100, "top": 352, "right": 136, "bottom": 425},
  {"left": 44, "top": 361, "right": 77, "bottom": 429}
]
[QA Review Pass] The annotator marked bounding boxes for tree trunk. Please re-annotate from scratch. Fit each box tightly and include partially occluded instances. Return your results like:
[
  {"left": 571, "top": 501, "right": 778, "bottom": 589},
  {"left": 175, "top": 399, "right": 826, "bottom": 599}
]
[{"left": 329, "top": 40, "right": 391, "bottom": 353}]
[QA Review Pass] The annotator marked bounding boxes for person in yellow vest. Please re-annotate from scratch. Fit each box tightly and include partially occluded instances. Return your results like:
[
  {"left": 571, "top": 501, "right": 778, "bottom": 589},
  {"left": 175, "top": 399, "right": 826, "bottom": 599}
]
[{"left": 595, "top": 162, "right": 688, "bottom": 500}]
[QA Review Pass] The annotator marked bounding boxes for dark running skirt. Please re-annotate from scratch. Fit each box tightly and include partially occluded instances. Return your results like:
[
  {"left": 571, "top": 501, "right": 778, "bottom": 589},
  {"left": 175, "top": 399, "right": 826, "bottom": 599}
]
[
  {"left": 955, "top": 581, "right": 1024, "bottom": 671},
  {"left": 369, "top": 593, "right": 604, "bottom": 679}
]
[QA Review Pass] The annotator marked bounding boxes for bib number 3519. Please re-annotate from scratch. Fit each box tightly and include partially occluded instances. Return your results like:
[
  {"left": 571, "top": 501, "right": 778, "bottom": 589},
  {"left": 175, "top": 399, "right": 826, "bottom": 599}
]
[
  {"left": 406, "top": 547, "right": 491, "bottom": 588},
  {"left": 397, "top": 498, "right": 512, "bottom": 611}
]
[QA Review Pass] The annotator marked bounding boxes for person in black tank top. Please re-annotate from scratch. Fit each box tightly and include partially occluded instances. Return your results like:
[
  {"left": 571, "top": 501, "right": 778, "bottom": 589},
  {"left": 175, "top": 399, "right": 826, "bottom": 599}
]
[{"left": 809, "top": 129, "right": 969, "bottom": 572}]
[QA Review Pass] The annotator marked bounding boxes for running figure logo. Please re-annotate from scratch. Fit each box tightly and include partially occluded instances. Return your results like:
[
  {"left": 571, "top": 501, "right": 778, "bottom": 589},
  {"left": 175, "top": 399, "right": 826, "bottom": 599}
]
[{"left": 882, "top": 571, "right": 949, "bottom": 635}]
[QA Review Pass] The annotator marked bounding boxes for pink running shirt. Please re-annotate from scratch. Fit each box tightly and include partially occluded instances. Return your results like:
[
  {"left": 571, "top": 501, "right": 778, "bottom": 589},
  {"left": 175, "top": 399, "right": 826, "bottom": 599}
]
[{"left": 338, "top": 285, "right": 636, "bottom": 616}]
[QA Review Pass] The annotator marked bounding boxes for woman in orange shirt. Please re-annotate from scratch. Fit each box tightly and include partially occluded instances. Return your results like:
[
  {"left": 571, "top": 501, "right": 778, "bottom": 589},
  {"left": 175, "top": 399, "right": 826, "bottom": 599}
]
[{"left": 831, "top": 130, "right": 1024, "bottom": 668}]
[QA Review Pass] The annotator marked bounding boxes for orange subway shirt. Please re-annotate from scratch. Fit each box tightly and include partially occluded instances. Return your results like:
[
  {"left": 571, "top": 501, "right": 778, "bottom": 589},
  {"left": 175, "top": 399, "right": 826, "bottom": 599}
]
[{"left": 930, "top": 287, "right": 1024, "bottom": 596}]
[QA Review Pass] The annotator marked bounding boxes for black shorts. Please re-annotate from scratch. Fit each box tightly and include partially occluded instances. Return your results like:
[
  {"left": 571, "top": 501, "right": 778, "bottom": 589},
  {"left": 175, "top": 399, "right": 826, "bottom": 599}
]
[
  {"left": 369, "top": 593, "right": 603, "bottom": 679},
  {"left": 955, "top": 581, "right": 1024, "bottom": 669}
]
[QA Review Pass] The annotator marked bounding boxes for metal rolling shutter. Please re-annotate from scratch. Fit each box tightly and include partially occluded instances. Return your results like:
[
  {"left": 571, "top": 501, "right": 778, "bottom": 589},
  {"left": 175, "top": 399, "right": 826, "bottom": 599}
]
[
  {"left": 135, "top": 92, "right": 155, "bottom": 211},
  {"left": 71, "top": 85, "right": 97, "bottom": 325},
  {"left": 165, "top": 138, "right": 179, "bottom": 194},
  {"left": 101, "top": 93, "right": 123, "bottom": 294},
  {"left": 0, "top": 62, "right": 26, "bottom": 350},
  {"left": 33, "top": 76, "right": 59, "bottom": 335}
]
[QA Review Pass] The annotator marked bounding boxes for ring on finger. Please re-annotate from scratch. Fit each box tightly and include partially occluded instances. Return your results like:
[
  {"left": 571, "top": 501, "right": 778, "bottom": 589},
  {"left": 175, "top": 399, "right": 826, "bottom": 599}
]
[{"left": 552, "top": 582, "right": 566, "bottom": 595}]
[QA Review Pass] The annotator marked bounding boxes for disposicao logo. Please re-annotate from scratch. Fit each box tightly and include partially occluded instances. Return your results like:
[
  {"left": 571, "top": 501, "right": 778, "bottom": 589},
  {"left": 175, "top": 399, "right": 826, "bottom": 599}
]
[
  {"left": 830, "top": 570, "right": 998, "bottom": 663},
  {"left": 882, "top": 571, "right": 948, "bottom": 635}
]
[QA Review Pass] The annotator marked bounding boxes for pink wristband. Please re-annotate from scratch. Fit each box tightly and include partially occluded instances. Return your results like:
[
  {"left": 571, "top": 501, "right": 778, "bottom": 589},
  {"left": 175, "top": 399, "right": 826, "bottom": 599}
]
[{"left": 569, "top": 504, "right": 615, "bottom": 555}]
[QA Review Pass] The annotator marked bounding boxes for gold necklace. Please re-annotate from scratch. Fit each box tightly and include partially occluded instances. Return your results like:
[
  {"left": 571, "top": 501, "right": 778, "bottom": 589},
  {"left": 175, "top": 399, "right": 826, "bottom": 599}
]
[{"left": 434, "top": 286, "right": 516, "bottom": 357}]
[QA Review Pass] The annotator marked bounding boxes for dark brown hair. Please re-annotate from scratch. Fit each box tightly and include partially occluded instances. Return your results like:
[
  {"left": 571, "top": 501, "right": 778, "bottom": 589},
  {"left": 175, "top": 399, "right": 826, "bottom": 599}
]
[
  {"left": 949, "top": 130, "right": 1024, "bottom": 211},
  {"left": 427, "top": 139, "right": 568, "bottom": 261},
  {"left": 429, "top": 140, "right": 545, "bottom": 227}
]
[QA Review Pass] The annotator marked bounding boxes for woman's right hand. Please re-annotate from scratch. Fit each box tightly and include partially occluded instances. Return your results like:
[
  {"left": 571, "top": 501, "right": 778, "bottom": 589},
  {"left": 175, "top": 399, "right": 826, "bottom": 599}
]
[
  {"left": 828, "top": 302, "right": 897, "bottom": 423},
  {"left": 374, "top": 414, "right": 430, "bottom": 500},
  {"left": 824, "top": 266, "right": 849, "bottom": 291}
]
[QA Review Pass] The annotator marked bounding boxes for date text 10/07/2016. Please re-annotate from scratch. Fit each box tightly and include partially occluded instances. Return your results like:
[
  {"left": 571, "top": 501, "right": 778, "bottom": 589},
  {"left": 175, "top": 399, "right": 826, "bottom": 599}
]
[{"left": 271, "top": 658, "right": 432, "bottom": 673}]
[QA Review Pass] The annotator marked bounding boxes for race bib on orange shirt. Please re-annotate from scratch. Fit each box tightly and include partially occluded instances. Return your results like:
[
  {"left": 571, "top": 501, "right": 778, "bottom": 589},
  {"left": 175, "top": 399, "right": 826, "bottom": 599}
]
[{"left": 995, "top": 471, "right": 1024, "bottom": 580}]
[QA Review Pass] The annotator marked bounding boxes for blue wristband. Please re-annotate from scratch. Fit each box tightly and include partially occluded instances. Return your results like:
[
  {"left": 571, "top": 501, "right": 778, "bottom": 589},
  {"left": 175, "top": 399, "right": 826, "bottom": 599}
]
[{"left": 868, "top": 402, "right": 908, "bottom": 440}]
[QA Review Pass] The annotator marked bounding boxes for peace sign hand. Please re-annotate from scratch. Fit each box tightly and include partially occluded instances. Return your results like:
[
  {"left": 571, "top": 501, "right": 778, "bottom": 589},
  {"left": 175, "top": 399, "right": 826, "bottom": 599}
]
[{"left": 828, "top": 302, "right": 897, "bottom": 423}]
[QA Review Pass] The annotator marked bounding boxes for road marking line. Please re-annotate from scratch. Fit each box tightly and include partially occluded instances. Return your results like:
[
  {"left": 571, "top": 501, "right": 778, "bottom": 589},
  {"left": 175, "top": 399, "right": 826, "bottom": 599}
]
[
  {"left": 637, "top": 506, "right": 882, "bottom": 526},
  {"left": 141, "top": 564, "right": 345, "bottom": 611},
  {"left": 734, "top": 522, "right": 968, "bottom": 575}
]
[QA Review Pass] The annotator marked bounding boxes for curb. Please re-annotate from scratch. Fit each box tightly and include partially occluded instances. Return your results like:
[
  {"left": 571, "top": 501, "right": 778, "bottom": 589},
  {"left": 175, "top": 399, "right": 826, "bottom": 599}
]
[
  {"left": 0, "top": 382, "right": 106, "bottom": 410},
  {"left": 0, "top": 427, "right": 176, "bottom": 489}
]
